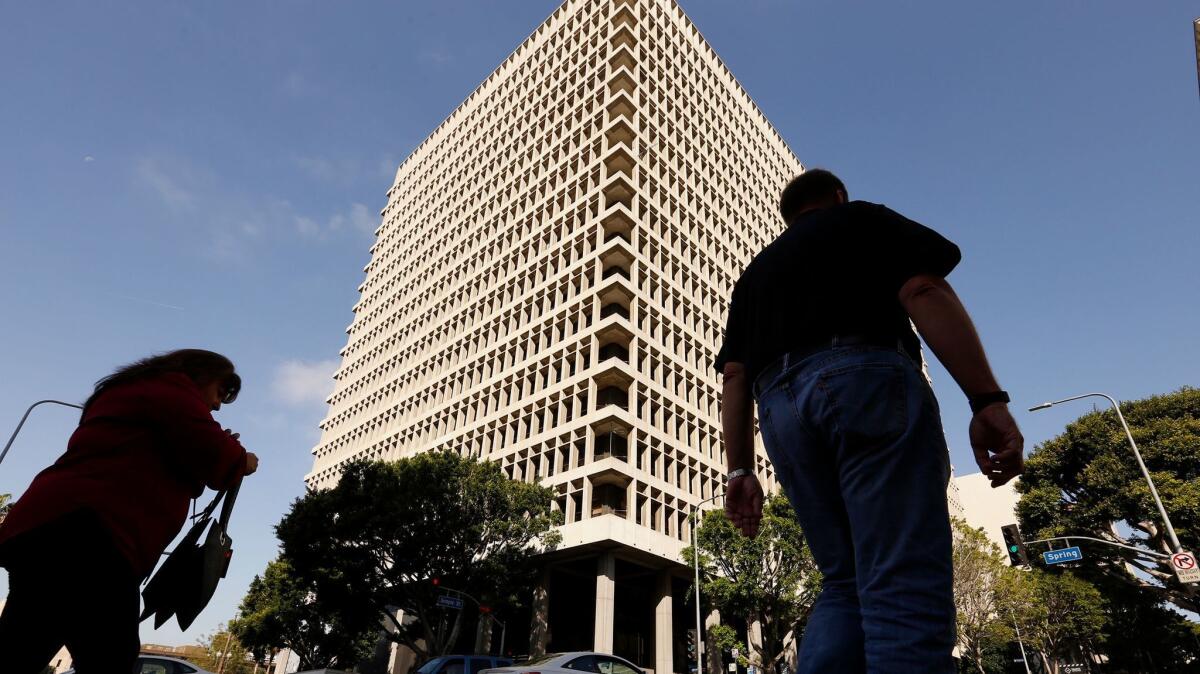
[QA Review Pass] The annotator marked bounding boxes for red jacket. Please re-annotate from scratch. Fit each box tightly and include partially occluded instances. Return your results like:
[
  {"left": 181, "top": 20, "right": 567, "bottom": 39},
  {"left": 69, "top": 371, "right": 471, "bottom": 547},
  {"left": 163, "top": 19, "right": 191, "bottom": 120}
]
[{"left": 0, "top": 372, "right": 247, "bottom": 576}]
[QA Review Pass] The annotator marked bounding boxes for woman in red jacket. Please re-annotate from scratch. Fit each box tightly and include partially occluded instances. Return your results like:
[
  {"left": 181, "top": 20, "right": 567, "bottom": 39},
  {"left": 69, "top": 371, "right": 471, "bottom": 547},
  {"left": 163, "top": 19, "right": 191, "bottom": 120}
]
[{"left": 0, "top": 349, "right": 260, "bottom": 674}]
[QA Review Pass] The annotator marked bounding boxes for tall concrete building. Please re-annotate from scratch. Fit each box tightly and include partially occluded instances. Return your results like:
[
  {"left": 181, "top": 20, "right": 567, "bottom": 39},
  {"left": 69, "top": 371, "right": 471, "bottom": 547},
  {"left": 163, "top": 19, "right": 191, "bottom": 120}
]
[{"left": 305, "top": 0, "right": 803, "bottom": 671}]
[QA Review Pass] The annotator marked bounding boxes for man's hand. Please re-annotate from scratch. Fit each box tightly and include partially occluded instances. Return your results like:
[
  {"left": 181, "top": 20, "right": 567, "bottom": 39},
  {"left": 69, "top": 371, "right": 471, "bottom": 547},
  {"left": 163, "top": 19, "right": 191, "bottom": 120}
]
[
  {"left": 969, "top": 404, "right": 1024, "bottom": 487},
  {"left": 725, "top": 474, "right": 764, "bottom": 537},
  {"left": 244, "top": 452, "right": 260, "bottom": 475}
]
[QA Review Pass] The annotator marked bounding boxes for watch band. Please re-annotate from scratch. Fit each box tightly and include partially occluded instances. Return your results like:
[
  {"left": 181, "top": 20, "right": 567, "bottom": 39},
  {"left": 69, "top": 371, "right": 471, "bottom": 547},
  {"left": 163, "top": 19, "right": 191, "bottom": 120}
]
[
  {"left": 968, "top": 390, "right": 1011, "bottom": 414},
  {"left": 726, "top": 468, "right": 755, "bottom": 482}
]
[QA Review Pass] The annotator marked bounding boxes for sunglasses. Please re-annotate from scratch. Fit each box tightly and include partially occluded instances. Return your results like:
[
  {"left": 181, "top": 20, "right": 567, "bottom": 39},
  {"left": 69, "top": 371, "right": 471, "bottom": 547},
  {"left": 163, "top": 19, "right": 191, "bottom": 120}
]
[{"left": 219, "top": 373, "right": 242, "bottom": 405}]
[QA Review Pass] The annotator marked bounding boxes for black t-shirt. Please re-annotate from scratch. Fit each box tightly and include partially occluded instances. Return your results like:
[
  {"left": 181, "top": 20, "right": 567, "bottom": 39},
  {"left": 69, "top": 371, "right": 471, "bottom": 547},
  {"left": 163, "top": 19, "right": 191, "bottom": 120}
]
[{"left": 713, "top": 200, "right": 961, "bottom": 385}]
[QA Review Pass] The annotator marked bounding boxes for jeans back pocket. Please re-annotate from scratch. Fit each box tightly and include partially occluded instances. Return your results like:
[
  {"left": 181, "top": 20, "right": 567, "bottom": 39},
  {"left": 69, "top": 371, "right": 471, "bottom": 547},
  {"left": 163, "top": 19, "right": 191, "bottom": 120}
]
[{"left": 816, "top": 362, "right": 908, "bottom": 448}]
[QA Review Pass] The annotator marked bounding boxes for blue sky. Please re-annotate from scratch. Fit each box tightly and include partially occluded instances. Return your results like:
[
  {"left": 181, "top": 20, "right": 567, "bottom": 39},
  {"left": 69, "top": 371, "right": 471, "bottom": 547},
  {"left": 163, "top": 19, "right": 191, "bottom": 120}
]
[{"left": 1, "top": 0, "right": 1197, "bottom": 647}]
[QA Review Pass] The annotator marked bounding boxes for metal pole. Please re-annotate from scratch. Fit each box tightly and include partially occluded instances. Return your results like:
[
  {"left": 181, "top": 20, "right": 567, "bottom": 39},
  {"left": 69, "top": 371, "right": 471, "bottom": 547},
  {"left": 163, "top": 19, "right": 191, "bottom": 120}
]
[
  {"left": 499, "top": 619, "right": 506, "bottom": 657},
  {"left": 1, "top": 400, "right": 83, "bottom": 469},
  {"left": 1010, "top": 608, "right": 1032, "bottom": 674},
  {"left": 1031, "top": 393, "right": 1182, "bottom": 553}
]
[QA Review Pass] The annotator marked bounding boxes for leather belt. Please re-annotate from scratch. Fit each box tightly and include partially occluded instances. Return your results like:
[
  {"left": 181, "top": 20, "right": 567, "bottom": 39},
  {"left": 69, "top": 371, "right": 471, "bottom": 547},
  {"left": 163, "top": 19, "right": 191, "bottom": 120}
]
[{"left": 753, "top": 334, "right": 915, "bottom": 399}]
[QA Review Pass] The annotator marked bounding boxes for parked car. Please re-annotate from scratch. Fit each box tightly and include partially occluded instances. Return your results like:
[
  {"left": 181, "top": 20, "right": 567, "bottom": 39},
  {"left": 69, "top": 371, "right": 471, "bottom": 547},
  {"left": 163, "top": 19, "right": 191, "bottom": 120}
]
[
  {"left": 65, "top": 655, "right": 215, "bottom": 674},
  {"left": 480, "top": 652, "right": 644, "bottom": 674},
  {"left": 418, "top": 654, "right": 515, "bottom": 674}
]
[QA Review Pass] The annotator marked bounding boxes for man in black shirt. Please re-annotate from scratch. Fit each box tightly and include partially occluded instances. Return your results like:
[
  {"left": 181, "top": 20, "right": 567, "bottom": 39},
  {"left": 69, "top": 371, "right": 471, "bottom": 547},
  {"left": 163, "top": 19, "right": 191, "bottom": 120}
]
[{"left": 716, "top": 169, "right": 1023, "bottom": 673}]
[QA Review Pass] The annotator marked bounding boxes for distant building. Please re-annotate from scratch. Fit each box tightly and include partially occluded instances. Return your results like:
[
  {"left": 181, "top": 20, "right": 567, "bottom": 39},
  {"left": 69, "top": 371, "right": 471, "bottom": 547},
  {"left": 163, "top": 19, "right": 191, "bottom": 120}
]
[
  {"left": 953, "top": 472, "right": 1021, "bottom": 553},
  {"left": 306, "top": 0, "right": 798, "bottom": 671}
]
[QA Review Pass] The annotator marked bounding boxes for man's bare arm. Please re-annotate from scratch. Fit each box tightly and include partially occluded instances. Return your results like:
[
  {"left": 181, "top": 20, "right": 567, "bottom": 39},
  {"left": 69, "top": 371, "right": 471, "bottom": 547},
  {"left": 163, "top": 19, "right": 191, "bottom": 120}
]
[
  {"left": 899, "top": 274, "right": 1024, "bottom": 486},
  {"left": 722, "top": 362, "right": 763, "bottom": 536}
]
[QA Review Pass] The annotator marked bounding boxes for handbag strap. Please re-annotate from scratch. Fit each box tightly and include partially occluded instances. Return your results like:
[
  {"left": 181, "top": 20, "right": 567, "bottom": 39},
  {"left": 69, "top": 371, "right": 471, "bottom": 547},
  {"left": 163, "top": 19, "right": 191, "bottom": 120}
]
[{"left": 217, "top": 475, "right": 243, "bottom": 530}]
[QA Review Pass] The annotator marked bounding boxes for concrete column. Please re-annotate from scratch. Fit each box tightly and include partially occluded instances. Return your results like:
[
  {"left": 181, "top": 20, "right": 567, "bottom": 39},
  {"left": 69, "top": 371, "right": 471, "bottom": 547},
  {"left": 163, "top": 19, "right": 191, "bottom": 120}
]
[
  {"left": 704, "top": 610, "right": 722, "bottom": 674},
  {"left": 654, "top": 571, "right": 673, "bottom": 674},
  {"left": 779, "top": 629, "right": 798, "bottom": 674},
  {"left": 530, "top": 569, "right": 551, "bottom": 657},
  {"left": 475, "top": 617, "right": 494, "bottom": 655},
  {"left": 748, "top": 617, "right": 764, "bottom": 668},
  {"left": 594, "top": 553, "right": 616, "bottom": 653}
]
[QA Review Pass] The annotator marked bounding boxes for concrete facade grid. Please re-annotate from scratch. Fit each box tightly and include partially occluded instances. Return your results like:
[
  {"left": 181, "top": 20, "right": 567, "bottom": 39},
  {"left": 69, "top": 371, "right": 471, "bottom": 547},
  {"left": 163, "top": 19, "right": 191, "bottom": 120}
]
[{"left": 307, "top": 0, "right": 803, "bottom": 562}]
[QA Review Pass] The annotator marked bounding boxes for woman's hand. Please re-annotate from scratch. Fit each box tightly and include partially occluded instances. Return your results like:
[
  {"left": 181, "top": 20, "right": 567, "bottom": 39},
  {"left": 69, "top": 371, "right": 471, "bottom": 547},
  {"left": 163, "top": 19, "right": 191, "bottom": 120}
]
[{"left": 244, "top": 452, "right": 259, "bottom": 475}]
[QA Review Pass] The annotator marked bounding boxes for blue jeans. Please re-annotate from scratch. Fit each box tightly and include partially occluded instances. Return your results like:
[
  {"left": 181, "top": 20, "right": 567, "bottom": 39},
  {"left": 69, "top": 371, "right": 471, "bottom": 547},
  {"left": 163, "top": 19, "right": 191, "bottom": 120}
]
[{"left": 755, "top": 346, "right": 955, "bottom": 674}]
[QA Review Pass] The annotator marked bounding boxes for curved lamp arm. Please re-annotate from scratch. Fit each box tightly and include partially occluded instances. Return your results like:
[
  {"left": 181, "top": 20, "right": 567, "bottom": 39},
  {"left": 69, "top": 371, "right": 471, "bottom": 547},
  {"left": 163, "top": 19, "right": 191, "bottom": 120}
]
[
  {"left": 1030, "top": 392, "right": 1182, "bottom": 554},
  {"left": 1, "top": 399, "right": 84, "bottom": 470}
]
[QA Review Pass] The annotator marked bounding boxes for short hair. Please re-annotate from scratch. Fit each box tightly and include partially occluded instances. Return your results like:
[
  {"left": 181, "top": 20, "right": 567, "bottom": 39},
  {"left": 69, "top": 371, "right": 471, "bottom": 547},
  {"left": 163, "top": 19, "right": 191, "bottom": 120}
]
[{"left": 778, "top": 168, "right": 847, "bottom": 223}]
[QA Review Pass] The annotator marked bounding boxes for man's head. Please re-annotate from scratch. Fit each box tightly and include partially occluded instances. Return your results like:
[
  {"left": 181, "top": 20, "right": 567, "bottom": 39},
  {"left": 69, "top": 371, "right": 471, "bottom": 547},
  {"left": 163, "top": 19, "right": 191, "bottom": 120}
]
[{"left": 778, "top": 168, "right": 848, "bottom": 224}]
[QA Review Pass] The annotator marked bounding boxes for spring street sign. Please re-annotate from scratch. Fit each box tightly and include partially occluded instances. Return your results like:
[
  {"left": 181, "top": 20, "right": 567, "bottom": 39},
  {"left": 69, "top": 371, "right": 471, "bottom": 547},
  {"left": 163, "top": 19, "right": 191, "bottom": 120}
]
[
  {"left": 1042, "top": 547, "right": 1083, "bottom": 565},
  {"left": 1170, "top": 551, "right": 1200, "bottom": 584},
  {"left": 437, "top": 594, "right": 465, "bottom": 610}
]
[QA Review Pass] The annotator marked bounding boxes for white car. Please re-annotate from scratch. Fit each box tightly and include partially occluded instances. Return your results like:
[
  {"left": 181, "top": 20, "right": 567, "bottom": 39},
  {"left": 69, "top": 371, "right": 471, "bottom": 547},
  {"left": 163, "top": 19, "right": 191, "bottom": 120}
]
[
  {"left": 65, "top": 655, "right": 215, "bottom": 674},
  {"left": 482, "top": 652, "right": 644, "bottom": 674}
]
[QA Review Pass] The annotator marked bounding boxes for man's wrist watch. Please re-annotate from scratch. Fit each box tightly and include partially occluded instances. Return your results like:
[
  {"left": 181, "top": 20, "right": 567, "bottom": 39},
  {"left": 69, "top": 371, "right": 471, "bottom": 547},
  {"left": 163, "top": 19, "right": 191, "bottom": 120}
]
[
  {"left": 968, "top": 390, "right": 1010, "bottom": 414},
  {"left": 726, "top": 468, "right": 756, "bottom": 482}
]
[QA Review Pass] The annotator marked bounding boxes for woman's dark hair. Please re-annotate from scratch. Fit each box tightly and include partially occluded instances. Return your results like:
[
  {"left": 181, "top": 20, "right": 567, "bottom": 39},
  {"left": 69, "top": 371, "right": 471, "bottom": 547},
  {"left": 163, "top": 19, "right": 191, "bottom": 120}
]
[{"left": 83, "top": 349, "right": 238, "bottom": 416}]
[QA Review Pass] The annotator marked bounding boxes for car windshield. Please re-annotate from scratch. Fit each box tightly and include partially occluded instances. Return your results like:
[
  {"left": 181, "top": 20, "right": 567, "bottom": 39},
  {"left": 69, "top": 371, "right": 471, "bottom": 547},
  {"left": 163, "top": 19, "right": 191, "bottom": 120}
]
[
  {"left": 520, "top": 653, "right": 563, "bottom": 666},
  {"left": 417, "top": 658, "right": 449, "bottom": 674}
]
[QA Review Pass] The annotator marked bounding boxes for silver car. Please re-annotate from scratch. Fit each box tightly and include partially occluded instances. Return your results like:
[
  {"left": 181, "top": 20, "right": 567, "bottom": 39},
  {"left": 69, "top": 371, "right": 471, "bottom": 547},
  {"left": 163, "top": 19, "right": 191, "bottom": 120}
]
[
  {"left": 65, "top": 655, "right": 215, "bottom": 674},
  {"left": 482, "top": 652, "right": 644, "bottom": 674}
]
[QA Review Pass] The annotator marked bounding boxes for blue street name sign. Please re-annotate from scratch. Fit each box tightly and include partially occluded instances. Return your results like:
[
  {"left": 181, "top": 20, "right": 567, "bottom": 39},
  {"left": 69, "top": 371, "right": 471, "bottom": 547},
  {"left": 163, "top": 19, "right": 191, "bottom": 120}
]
[
  {"left": 436, "top": 595, "right": 464, "bottom": 610},
  {"left": 1042, "top": 547, "right": 1083, "bottom": 565}
]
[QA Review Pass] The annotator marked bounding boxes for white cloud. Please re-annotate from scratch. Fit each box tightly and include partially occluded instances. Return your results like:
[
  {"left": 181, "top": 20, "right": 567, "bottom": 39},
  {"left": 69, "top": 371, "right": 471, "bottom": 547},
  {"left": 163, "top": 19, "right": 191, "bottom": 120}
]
[
  {"left": 281, "top": 71, "right": 316, "bottom": 97},
  {"left": 83, "top": 155, "right": 95, "bottom": 162},
  {"left": 272, "top": 359, "right": 339, "bottom": 407},
  {"left": 136, "top": 157, "right": 194, "bottom": 210},
  {"left": 329, "top": 202, "right": 376, "bottom": 235}
]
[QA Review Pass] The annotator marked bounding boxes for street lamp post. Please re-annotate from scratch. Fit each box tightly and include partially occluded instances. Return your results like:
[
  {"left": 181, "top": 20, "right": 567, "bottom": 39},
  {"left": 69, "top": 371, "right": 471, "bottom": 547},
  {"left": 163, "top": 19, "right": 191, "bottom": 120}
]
[
  {"left": 1030, "top": 392, "right": 1182, "bottom": 554},
  {"left": 689, "top": 491, "right": 724, "bottom": 674},
  {"left": 1, "top": 399, "right": 84, "bottom": 470}
]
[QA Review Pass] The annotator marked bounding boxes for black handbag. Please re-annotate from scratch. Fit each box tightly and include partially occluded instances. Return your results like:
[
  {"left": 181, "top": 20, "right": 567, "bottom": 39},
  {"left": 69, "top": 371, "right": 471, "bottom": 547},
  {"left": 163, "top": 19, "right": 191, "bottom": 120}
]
[{"left": 139, "top": 477, "right": 242, "bottom": 630}]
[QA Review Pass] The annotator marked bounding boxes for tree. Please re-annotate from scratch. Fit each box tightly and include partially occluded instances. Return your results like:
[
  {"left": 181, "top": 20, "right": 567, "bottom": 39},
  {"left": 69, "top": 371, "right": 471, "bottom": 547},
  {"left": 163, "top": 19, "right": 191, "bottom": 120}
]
[
  {"left": 1013, "top": 571, "right": 1106, "bottom": 674},
  {"left": 684, "top": 493, "right": 820, "bottom": 674},
  {"left": 1016, "top": 388, "right": 1200, "bottom": 612},
  {"left": 269, "top": 452, "right": 561, "bottom": 665},
  {"left": 231, "top": 558, "right": 376, "bottom": 671},
  {"left": 0, "top": 493, "right": 12, "bottom": 523},
  {"left": 1090, "top": 582, "right": 1200, "bottom": 674},
  {"left": 951, "top": 518, "right": 1020, "bottom": 674},
  {"left": 194, "top": 624, "right": 253, "bottom": 674}
]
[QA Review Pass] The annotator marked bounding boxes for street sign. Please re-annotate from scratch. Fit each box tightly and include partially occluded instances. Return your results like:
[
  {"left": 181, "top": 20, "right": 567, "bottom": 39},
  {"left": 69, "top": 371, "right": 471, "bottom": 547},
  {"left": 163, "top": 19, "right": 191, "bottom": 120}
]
[
  {"left": 1171, "top": 551, "right": 1200, "bottom": 584},
  {"left": 436, "top": 594, "right": 464, "bottom": 609},
  {"left": 1042, "top": 546, "right": 1084, "bottom": 565}
]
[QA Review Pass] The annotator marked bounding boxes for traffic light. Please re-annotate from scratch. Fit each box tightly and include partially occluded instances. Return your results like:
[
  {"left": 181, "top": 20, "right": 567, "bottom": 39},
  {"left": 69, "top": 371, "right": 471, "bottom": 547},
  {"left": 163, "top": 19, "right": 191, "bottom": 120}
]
[
  {"left": 1001, "top": 524, "right": 1030, "bottom": 567},
  {"left": 431, "top": 577, "right": 441, "bottom": 586},
  {"left": 686, "top": 629, "right": 697, "bottom": 658}
]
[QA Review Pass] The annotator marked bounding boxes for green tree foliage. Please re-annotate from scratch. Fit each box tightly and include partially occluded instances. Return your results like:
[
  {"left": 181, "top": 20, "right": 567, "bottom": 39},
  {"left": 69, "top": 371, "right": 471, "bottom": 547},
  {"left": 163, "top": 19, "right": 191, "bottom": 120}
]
[
  {"left": 1091, "top": 582, "right": 1200, "bottom": 674},
  {"left": 1013, "top": 571, "right": 1107, "bottom": 674},
  {"left": 231, "top": 558, "right": 375, "bottom": 670},
  {"left": 951, "top": 518, "right": 1023, "bottom": 674},
  {"left": 193, "top": 625, "right": 254, "bottom": 674},
  {"left": 0, "top": 493, "right": 12, "bottom": 522},
  {"left": 1017, "top": 388, "right": 1200, "bottom": 612},
  {"left": 250, "top": 452, "right": 560, "bottom": 667},
  {"left": 684, "top": 493, "right": 819, "bottom": 674}
]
